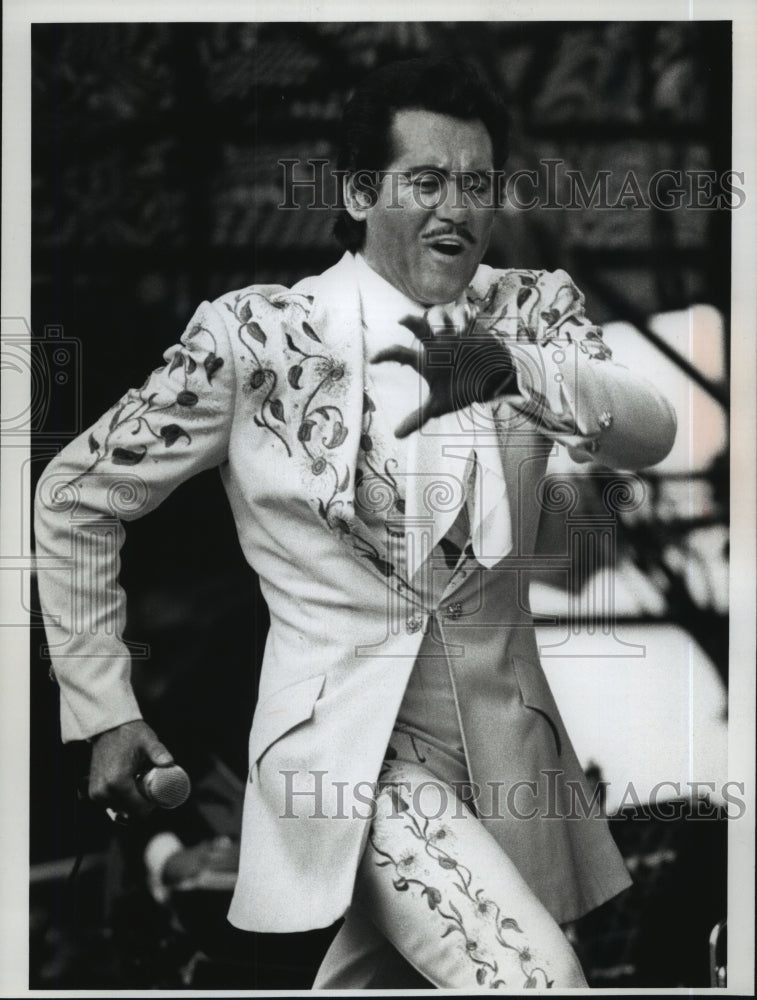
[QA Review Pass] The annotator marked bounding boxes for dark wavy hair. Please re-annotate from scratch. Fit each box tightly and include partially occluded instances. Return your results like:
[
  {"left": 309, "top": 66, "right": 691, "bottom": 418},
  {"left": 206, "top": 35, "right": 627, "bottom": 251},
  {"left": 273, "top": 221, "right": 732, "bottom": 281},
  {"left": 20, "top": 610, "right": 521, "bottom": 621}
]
[{"left": 333, "top": 56, "right": 510, "bottom": 252}]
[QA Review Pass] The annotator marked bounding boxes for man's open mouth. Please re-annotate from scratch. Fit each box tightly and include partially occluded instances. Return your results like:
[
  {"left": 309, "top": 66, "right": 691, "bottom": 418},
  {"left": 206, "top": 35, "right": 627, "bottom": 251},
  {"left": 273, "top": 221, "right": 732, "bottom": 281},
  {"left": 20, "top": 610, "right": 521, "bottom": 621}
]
[{"left": 427, "top": 239, "right": 465, "bottom": 257}]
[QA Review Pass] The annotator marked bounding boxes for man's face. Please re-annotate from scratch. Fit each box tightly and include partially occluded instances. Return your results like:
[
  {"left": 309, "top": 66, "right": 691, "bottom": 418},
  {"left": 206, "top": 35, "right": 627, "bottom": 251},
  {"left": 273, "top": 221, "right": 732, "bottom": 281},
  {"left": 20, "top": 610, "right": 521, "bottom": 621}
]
[{"left": 350, "top": 109, "right": 496, "bottom": 305}]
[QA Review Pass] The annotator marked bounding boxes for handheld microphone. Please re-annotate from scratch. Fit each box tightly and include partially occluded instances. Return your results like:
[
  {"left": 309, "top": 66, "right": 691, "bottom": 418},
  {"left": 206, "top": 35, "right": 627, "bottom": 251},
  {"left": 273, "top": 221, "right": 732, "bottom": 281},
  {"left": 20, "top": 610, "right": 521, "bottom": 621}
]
[
  {"left": 105, "top": 764, "right": 191, "bottom": 823},
  {"left": 137, "top": 764, "right": 191, "bottom": 809}
]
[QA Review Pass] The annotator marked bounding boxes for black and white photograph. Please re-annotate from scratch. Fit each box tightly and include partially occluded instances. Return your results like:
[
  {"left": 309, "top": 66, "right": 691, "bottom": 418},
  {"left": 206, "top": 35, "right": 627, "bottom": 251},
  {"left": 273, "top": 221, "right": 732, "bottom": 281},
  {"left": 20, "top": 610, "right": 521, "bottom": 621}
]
[{"left": 1, "top": 1, "right": 755, "bottom": 994}]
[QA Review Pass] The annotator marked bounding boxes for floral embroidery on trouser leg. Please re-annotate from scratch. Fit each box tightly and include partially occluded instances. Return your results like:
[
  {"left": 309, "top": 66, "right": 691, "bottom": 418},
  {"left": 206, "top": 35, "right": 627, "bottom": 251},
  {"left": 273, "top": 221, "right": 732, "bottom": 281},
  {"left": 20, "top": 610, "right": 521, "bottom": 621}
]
[{"left": 355, "top": 760, "right": 587, "bottom": 990}]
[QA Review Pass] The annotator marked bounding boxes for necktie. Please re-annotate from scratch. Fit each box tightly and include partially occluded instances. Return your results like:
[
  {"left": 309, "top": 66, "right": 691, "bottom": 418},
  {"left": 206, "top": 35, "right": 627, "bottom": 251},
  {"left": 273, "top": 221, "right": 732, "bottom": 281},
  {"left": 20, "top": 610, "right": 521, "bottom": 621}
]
[{"left": 404, "top": 300, "right": 513, "bottom": 580}]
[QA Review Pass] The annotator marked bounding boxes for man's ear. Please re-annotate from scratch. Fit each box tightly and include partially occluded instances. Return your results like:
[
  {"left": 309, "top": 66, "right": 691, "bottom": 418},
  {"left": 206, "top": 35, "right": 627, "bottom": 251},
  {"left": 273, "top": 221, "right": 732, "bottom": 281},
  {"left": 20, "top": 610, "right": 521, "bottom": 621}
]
[{"left": 343, "top": 173, "right": 375, "bottom": 222}]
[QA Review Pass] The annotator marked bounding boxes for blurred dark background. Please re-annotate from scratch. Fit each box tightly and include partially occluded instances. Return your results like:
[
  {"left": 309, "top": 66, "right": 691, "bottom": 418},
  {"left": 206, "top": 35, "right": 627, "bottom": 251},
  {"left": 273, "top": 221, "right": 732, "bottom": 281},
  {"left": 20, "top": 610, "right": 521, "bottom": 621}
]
[{"left": 30, "top": 21, "right": 730, "bottom": 989}]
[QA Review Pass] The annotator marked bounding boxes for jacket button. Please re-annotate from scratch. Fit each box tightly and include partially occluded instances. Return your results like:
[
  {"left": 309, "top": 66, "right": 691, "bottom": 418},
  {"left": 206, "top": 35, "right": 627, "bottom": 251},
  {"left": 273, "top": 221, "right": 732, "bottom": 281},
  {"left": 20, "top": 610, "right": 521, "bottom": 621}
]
[
  {"left": 445, "top": 601, "right": 463, "bottom": 620},
  {"left": 406, "top": 616, "right": 423, "bottom": 634}
]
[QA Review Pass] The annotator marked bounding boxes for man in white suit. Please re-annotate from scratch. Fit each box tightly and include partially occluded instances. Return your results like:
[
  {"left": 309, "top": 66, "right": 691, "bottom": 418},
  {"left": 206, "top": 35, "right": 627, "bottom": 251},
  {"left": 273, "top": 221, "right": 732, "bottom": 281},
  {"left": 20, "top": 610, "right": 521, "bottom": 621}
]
[{"left": 35, "top": 57, "right": 676, "bottom": 988}]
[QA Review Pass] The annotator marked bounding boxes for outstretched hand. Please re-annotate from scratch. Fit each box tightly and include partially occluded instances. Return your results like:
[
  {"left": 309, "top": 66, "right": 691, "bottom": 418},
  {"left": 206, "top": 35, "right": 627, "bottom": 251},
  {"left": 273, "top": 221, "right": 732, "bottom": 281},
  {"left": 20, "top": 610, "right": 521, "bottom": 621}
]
[
  {"left": 88, "top": 719, "right": 174, "bottom": 820},
  {"left": 372, "top": 313, "right": 517, "bottom": 438}
]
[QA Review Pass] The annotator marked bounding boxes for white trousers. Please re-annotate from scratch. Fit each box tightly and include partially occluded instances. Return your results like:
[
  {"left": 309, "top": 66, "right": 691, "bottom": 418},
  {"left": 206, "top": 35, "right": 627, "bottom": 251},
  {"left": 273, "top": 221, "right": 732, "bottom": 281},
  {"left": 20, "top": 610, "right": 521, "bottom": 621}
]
[{"left": 313, "top": 727, "right": 587, "bottom": 990}]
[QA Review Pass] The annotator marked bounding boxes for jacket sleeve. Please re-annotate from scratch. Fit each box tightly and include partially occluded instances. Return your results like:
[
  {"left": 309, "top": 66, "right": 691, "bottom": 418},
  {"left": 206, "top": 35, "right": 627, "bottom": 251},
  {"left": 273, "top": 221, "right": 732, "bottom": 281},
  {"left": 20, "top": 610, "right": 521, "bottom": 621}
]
[
  {"left": 495, "top": 269, "right": 677, "bottom": 469},
  {"left": 34, "top": 300, "right": 237, "bottom": 742}
]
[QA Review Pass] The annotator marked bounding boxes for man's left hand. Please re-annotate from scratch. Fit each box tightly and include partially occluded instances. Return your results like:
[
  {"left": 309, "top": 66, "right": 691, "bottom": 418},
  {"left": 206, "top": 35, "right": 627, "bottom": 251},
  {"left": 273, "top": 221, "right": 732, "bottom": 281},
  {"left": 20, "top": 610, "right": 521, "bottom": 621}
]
[{"left": 372, "top": 313, "right": 517, "bottom": 438}]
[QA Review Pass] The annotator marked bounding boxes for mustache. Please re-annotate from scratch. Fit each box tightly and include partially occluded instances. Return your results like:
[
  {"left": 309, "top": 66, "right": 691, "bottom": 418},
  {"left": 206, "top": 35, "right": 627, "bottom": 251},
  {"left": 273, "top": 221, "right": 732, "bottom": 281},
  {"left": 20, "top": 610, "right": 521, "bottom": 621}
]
[{"left": 422, "top": 226, "right": 476, "bottom": 245}]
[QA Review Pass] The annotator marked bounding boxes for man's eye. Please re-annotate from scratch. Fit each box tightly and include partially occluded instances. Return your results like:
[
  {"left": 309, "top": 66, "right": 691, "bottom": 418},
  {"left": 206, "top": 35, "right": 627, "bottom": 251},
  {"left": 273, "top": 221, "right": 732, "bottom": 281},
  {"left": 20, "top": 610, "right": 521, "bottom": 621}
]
[
  {"left": 468, "top": 175, "right": 492, "bottom": 196},
  {"left": 414, "top": 175, "right": 442, "bottom": 192}
]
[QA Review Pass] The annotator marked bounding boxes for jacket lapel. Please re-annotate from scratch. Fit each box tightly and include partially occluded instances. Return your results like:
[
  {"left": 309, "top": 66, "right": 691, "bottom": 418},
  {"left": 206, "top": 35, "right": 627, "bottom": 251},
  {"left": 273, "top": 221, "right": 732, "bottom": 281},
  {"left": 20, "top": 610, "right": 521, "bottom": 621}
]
[
  {"left": 237, "top": 253, "right": 511, "bottom": 595},
  {"left": 295, "top": 255, "right": 514, "bottom": 585},
  {"left": 288, "top": 251, "right": 365, "bottom": 534}
]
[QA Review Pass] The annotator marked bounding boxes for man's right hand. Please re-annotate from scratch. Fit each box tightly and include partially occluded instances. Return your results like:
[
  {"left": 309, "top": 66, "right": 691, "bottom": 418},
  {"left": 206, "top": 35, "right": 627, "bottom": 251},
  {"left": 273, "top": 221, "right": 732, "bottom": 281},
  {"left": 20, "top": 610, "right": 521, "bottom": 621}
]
[{"left": 88, "top": 719, "right": 174, "bottom": 819}]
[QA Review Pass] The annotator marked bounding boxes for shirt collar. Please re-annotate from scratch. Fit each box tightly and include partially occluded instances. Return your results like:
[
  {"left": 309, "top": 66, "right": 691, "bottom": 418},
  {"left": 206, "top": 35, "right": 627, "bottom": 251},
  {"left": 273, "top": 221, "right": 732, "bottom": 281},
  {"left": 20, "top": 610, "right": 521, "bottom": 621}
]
[
  {"left": 354, "top": 252, "right": 424, "bottom": 332},
  {"left": 354, "top": 252, "right": 470, "bottom": 356}
]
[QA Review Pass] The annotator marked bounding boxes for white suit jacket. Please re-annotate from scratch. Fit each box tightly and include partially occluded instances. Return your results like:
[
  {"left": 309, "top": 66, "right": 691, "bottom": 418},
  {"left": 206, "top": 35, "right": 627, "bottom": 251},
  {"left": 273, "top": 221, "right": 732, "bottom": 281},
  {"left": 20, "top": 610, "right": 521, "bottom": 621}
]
[{"left": 35, "top": 251, "right": 676, "bottom": 931}]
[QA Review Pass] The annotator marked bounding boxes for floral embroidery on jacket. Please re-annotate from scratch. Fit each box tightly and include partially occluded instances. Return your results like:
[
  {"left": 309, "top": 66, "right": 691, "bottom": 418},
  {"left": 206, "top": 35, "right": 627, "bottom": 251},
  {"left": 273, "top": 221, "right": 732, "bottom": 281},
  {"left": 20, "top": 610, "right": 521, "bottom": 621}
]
[
  {"left": 468, "top": 268, "right": 612, "bottom": 361},
  {"left": 59, "top": 266, "right": 613, "bottom": 602},
  {"left": 66, "top": 319, "right": 224, "bottom": 487},
  {"left": 225, "top": 287, "right": 422, "bottom": 603}
]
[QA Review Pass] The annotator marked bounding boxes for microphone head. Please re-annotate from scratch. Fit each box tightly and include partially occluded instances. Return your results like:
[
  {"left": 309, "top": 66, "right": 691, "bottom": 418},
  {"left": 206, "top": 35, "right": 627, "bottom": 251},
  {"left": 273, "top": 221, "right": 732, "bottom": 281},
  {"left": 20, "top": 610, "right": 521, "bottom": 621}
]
[{"left": 139, "top": 764, "right": 191, "bottom": 809}]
